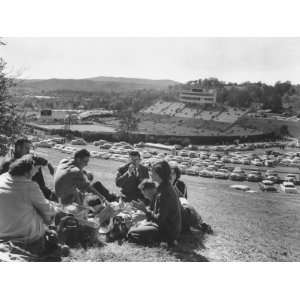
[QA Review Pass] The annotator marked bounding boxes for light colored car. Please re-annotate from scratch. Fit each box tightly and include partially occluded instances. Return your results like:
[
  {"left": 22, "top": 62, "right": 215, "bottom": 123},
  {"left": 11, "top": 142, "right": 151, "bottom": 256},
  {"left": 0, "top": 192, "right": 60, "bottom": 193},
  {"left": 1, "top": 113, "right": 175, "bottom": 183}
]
[
  {"left": 199, "top": 169, "right": 214, "bottom": 178},
  {"left": 251, "top": 159, "right": 263, "bottom": 166},
  {"left": 62, "top": 146, "right": 77, "bottom": 154},
  {"left": 53, "top": 144, "right": 64, "bottom": 150},
  {"left": 185, "top": 166, "right": 200, "bottom": 176},
  {"left": 101, "top": 143, "right": 113, "bottom": 149},
  {"left": 36, "top": 140, "right": 54, "bottom": 148},
  {"left": 101, "top": 153, "right": 111, "bottom": 160},
  {"left": 142, "top": 152, "right": 152, "bottom": 159},
  {"left": 221, "top": 157, "right": 231, "bottom": 163},
  {"left": 280, "top": 182, "right": 298, "bottom": 194},
  {"left": 90, "top": 151, "right": 101, "bottom": 158},
  {"left": 230, "top": 184, "right": 250, "bottom": 191},
  {"left": 214, "top": 169, "right": 229, "bottom": 180}
]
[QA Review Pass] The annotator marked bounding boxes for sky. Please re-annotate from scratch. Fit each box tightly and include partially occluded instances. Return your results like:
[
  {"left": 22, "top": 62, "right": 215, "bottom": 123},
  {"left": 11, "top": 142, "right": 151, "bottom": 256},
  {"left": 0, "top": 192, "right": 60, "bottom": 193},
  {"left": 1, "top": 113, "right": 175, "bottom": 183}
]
[{"left": 1, "top": 37, "right": 300, "bottom": 84}]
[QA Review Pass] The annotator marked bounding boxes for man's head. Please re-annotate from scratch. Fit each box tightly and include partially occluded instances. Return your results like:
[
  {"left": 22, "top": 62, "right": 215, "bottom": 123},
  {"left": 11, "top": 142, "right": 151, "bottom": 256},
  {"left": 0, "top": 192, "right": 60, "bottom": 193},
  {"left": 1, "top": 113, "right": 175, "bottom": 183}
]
[
  {"left": 129, "top": 150, "right": 141, "bottom": 167},
  {"left": 14, "top": 138, "right": 31, "bottom": 158},
  {"left": 9, "top": 154, "right": 43, "bottom": 179},
  {"left": 74, "top": 149, "right": 90, "bottom": 170},
  {"left": 138, "top": 179, "right": 157, "bottom": 200}
]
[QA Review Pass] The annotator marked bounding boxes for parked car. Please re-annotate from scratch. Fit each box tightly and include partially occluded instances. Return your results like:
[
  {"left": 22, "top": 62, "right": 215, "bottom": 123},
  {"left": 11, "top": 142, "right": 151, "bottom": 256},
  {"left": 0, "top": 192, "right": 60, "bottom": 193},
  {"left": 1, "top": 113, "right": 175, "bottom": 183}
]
[
  {"left": 53, "top": 144, "right": 65, "bottom": 150},
  {"left": 142, "top": 152, "right": 152, "bottom": 159},
  {"left": 251, "top": 159, "right": 263, "bottom": 166},
  {"left": 259, "top": 180, "right": 277, "bottom": 192},
  {"left": 284, "top": 174, "right": 298, "bottom": 183},
  {"left": 280, "top": 181, "right": 298, "bottom": 194},
  {"left": 230, "top": 168, "right": 246, "bottom": 181},
  {"left": 36, "top": 140, "right": 54, "bottom": 148},
  {"left": 185, "top": 166, "right": 200, "bottom": 176},
  {"left": 199, "top": 169, "right": 214, "bottom": 178},
  {"left": 71, "top": 138, "right": 87, "bottom": 145},
  {"left": 247, "top": 171, "right": 263, "bottom": 182},
  {"left": 101, "top": 143, "right": 113, "bottom": 149},
  {"left": 62, "top": 146, "right": 77, "bottom": 154},
  {"left": 265, "top": 174, "right": 281, "bottom": 184},
  {"left": 90, "top": 151, "right": 102, "bottom": 158},
  {"left": 214, "top": 169, "right": 230, "bottom": 180},
  {"left": 101, "top": 153, "right": 111, "bottom": 160}
]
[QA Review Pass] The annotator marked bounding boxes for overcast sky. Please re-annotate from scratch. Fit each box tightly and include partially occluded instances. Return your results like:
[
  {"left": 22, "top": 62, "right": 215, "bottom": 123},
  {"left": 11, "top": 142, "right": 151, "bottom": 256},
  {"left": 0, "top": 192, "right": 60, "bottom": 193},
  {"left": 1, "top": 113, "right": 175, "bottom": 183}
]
[{"left": 1, "top": 37, "right": 300, "bottom": 84}]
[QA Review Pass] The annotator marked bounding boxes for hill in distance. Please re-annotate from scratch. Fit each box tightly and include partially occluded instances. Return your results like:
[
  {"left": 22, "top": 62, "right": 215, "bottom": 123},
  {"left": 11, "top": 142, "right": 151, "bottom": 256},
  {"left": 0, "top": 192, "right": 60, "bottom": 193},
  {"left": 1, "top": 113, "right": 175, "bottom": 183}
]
[{"left": 15, "top": 76, "right": 180, "bottom": 93}]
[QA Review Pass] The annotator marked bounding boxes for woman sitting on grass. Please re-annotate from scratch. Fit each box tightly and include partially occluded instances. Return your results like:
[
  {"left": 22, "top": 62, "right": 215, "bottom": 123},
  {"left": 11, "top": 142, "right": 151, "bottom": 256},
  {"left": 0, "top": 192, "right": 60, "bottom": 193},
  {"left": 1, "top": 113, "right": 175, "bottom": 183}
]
[
  {"left": 169, "top": 162, "right": 187, "bottom": 198},
  {"left": 128, "top": 160, "right": 182, "bottom": 246},
  {"left": 169, "top": 162, "right": 213, "bottom": 234}
]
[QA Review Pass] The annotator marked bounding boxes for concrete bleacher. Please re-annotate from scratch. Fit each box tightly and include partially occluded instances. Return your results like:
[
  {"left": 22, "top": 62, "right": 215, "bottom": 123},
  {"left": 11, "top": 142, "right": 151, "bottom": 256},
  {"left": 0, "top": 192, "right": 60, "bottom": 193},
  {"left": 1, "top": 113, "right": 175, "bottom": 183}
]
[
  {"left": 141, "top": 100, "right": 248, "bottom": 124},
  {"left": 214, "top": 108, "right": 247, "bottom": 123},
  {"left": 161, "top": 102, "right": 185, "bottom": 116}
]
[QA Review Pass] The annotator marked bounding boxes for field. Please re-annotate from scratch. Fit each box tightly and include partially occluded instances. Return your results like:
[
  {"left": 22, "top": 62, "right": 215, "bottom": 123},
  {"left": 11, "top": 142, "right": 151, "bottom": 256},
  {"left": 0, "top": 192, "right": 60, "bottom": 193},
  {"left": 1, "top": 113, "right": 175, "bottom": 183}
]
[
  {"left": 30, "top": 123, "right": 116, "bottom": 133},
  {"left": 29, "top": 146, "right": 300, "bottom": 262},
  {"left": 30, "top": 113, "right": 264, "bottom": 137}
]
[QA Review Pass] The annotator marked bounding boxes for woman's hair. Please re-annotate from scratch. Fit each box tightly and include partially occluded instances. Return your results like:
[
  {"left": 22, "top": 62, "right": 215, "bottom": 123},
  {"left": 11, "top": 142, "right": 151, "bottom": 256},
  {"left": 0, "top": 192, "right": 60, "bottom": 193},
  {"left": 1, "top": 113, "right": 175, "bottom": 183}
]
[
  {"left": 152, "top": 160, "right": 171, "bottom": 183},
  {"left": 138, "top": 179, "right": 157, "bottom": 191},
  {"left": 172, "top": 166, "right": 181, "bottom": 180},
  {"left": 169, "top": 162, "right": 181, "bottom": 181},
  {"left": 9, "top": 154, "right": 34, "bottom": 176}
]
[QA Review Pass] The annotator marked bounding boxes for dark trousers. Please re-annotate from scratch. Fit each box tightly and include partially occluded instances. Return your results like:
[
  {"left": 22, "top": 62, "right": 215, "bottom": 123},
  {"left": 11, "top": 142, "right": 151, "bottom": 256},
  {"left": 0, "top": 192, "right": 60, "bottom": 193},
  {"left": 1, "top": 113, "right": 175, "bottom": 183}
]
[
  {"left": 32, "top": 169, "right": 58, "bottom": 202},
  {"left": 92, "top": 181, "right": 117, "bottom": 202},
  {"left": 127, "top": 221, "right": 160, "bottom": 245}
]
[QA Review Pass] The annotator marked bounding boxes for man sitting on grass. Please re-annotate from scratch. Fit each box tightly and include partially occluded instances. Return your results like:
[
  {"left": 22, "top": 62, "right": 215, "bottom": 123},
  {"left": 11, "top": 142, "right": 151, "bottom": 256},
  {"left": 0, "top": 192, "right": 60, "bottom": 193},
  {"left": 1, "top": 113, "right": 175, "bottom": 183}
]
[
  {"left": 0, "top": 155, "right": 59, "bottom": 255},
  {"left": 54, "top": 149, "right": 116, "bottom": 206},
  {"left": 115, "top": 150, "right": 149, "bottom": 202}
]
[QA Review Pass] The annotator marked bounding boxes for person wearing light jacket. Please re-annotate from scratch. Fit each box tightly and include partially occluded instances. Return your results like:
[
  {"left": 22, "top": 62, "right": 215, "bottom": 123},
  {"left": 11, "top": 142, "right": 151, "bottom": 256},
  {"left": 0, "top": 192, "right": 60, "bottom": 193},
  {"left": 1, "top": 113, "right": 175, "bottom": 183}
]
[{"left": 0, "top": 155, "right": 59, "bottom": 254}]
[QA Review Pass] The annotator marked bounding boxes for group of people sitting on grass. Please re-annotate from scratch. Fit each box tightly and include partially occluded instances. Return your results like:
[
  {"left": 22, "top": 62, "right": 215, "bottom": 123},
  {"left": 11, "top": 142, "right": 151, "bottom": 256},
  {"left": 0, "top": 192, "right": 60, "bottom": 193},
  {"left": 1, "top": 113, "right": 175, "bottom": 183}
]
[{"left": 0, "top": 138, "right": 212, "bottom": 260}]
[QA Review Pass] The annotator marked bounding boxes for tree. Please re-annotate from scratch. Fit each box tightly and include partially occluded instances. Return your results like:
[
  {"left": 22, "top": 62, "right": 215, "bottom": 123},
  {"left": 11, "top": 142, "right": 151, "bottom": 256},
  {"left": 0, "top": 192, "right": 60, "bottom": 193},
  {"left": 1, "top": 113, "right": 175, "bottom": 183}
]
[
  {"left": 116, "top": 108, "right": 140, "bottom": 141},
  {"left": 0, "top": 52, "right": 23, "bottom": 138}
]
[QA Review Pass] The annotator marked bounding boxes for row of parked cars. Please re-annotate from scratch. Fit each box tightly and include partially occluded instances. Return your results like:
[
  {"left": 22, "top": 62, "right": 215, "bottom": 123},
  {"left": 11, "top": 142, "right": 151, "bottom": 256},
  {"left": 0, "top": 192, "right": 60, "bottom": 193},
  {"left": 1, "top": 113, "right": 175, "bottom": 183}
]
[{"left": 37, "top": 137, "right": 299, "bottom": 194}]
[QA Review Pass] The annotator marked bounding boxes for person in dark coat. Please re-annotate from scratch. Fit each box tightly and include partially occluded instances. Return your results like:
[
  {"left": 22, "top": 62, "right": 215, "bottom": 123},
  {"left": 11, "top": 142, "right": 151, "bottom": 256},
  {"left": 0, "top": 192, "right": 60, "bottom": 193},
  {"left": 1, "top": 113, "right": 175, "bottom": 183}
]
[
  {"left": 115, "top": 150, "right": 149, "bottom": 202},
  {"left": 129, "top": 160, "right": 182, "bottom": 246},
  {"left": 169, "top": 163, "right": 213, "bottom": 234}
]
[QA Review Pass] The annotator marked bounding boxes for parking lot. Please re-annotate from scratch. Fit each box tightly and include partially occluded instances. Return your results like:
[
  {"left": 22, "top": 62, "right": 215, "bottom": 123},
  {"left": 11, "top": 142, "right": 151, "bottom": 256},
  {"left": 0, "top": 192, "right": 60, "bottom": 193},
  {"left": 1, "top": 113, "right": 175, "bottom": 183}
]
[{"left": 35, "top": 138, "right": 300, "bottom": 195}]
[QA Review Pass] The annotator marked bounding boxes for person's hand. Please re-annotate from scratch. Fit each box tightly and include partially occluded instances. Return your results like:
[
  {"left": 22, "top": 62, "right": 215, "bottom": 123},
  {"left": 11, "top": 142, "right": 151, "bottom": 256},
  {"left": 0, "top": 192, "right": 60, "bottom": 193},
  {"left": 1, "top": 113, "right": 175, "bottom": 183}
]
[
  {"left": 128, "top": 164, "right": 136, "bottom": 176},
  {"left": 86, "top": 172, "right": 94, "bottom": 182},
  {"left": 132, "top": 200, "right": 147, "bottom": 212},
  {"left": 47, "top": 163, "right": 55, "bottom": 176}
]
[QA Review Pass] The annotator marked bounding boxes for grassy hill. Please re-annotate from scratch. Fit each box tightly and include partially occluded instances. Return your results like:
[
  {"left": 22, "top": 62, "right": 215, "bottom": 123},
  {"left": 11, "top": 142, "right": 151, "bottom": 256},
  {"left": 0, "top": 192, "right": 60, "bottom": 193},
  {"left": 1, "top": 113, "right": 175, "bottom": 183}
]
[
  {"left": 14, "top": 76, "right": 179, "bottom": 93},
  {"left": 33, "top": 146, "right": 300, "bottom": 261}
]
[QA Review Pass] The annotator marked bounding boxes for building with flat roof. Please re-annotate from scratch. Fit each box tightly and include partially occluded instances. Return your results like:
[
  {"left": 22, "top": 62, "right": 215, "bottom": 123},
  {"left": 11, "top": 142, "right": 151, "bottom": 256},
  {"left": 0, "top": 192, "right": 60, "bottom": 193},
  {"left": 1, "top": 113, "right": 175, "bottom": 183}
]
[
  {"left": 179, "top": 88, "right": 217, "bottom": 106},
  {"left": 40, "top": 109, "right": 81, "bottom": 121}
]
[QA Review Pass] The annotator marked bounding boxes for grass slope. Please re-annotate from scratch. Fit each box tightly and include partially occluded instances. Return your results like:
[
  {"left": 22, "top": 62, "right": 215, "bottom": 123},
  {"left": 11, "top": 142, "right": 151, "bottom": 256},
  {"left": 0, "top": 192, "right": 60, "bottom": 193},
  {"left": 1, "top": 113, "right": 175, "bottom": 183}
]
[{"left": 31, "top": 147, "right": 300, "bottom": 262}]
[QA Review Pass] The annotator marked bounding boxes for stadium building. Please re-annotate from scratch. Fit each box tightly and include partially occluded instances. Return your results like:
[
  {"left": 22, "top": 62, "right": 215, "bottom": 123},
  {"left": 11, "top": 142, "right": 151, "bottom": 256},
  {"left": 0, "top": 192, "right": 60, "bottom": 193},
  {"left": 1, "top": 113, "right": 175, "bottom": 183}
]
[
  {"left": 40, "top": 109, "right": 80, "bottom": 121},
  {"left": 179, "top": 88, "right": 217, "bottom": 106}
]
